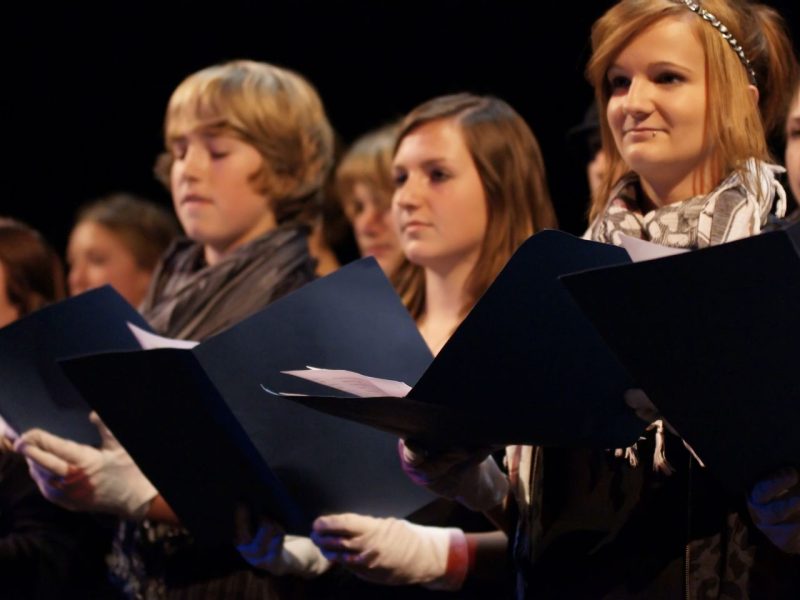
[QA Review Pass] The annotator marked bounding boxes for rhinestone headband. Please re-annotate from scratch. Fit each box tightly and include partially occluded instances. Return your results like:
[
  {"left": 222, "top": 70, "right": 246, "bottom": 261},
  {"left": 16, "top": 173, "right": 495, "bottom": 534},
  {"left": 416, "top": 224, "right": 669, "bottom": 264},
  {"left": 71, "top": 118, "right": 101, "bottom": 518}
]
[{"left": 679, "top": 0, "right": 757, "bottom": 86}]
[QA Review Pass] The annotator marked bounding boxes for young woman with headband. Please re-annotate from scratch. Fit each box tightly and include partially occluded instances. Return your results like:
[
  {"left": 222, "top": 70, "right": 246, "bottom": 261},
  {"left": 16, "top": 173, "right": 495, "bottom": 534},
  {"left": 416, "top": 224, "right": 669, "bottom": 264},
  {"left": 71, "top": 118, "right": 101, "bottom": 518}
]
[{"left": 402, "top": 1, "right": 800, "bottom": 597}]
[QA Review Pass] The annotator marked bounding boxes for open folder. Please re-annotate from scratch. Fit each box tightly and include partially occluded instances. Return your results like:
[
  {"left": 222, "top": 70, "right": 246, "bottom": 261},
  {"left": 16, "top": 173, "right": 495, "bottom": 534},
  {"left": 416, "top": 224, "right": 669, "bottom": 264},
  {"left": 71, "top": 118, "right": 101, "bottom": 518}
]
[
  {"left": 0, "top": 286, "right": 151, "bottom": 445},
  {"left": 561, "top": 222, "right": 800, "bottom": 491},
  {"left": 280, "top": 230, "right": 646, "bottom": 450},
  {"left": 60, "top": 258, "right": 435, "bottom": 543}
]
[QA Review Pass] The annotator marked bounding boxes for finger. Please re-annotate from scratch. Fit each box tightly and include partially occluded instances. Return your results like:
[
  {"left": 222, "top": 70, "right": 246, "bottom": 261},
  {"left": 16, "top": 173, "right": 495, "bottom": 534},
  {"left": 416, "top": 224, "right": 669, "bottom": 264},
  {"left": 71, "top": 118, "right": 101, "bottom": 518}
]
[
  {"left": 313, "top": 513, "right": 370, "bottom": 536},
  {"left": 310, "top": 533, "right": 358, "bottom": 552},
  {"left": 27, "top": 457, "right": 67, "bottom": 487},
  {"left": 18, "top": 429, "right": 91, "bottom": 466},
  {"left": 319, "top": 549, "right": 360, "bottom": 564},
  {"left": 238, "top": 518, "right": 283, "bottom": 561},
  {"left": 20, "top": 443, "right": 73, "bottom": 477},
  {"left": 751, "top": 468, "right": 800, "bottom": 504},
  {"left": 752, "top": 493, "right": 800, "bottom": 524}
]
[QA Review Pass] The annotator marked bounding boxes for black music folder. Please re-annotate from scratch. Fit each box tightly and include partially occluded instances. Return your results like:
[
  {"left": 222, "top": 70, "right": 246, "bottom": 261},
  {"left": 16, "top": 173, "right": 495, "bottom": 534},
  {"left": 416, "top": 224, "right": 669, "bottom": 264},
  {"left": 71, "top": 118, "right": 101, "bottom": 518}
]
[
  {"left": 61, "top": 258, "right": 435, "bottom": 543},
  {"left": 561, "top": 223, "right": 800, "bottom": 491},
  {"left": 283, "top": 230, "right": 646, "bottom": 450},
  {"left": 0, "top": 286, "right": 151, "bottom": 445}
]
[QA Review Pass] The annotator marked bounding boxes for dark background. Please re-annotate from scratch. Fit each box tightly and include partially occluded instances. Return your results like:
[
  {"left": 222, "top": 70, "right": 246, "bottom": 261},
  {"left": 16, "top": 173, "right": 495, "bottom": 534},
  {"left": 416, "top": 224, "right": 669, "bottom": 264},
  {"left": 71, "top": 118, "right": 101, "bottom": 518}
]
[{"left": 4, "top": 1, "right": 799, "bottom": 254}]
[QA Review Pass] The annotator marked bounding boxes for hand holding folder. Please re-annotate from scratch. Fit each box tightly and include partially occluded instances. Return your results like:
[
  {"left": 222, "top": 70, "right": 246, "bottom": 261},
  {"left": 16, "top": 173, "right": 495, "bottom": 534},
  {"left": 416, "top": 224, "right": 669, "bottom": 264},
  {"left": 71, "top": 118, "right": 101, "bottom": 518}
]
[
  {"left": 561, "top": 222, "right": 800, "bottom": 491},
  {"left": 17, "top": 412, "right": 157, "bottom": 519},
  {"left": 59, "top": 258, "right": 436, "bottom": 544},
  {"left": 282, "top": 226, "right": 800, "bottom": 495},
  {"left": 0, "top": 286, "right": 153, "bottom": 445}
]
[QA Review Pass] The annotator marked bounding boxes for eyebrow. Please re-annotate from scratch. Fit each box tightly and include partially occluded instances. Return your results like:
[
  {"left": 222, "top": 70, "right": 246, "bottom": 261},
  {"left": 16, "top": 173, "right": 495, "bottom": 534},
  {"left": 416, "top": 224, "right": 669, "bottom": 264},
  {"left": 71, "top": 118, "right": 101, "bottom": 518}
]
[
  {"left": 394, "top": 157, "right": 449, "bottom": 168},
  {"left": 608, "top": 61, "right": 694, "bottom": 73},
  {"left": 649, "top": 61, "right": 694, "bottom": 72}
]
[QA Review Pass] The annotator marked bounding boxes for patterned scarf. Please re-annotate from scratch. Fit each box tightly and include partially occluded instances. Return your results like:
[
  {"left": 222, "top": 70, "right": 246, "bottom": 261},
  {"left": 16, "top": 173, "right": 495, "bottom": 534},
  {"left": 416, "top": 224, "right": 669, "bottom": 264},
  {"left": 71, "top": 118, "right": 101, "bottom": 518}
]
[
  {"left": 585, "top": 159, "right": 787, "bottom": 249},
  {"left": 111, "top": 225, "right": 316, "bottom": 599},
  {"left": 141, "top": 224, "right": 316, "bottom": 341},
  {"left": 511, "top": 162, "right": 789, "bottom": 598}
]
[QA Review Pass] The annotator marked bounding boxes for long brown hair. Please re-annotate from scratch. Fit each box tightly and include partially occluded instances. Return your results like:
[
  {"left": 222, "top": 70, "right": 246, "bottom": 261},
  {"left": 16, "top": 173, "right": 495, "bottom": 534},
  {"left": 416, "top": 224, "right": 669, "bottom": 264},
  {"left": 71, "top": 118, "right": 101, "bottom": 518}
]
[
  {"left": 0, "top": 218, "right": 65, "bottom": 316},
  {"left": 392, "top": 93, "right": 557, "bottom": 320},
  {"left": 586, "top": 0, "right": 797, "bottom": 221}
]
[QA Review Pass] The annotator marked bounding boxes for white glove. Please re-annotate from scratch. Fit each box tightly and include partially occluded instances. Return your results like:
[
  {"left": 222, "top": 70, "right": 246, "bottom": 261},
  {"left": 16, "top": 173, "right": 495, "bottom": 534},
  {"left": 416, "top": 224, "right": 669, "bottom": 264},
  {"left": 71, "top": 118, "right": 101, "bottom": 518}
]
[
  {"left": 15, "top": 412, "right": 157, "bottom": 519},
  {"left": 399, "top": 439, "right": 508, "bottom": 512},
  {"left": 312, "top": 513, "right": 468, "bottom": 590},
  {"left": 747, "top": 467, "right": 800, "bottom": 554},
  {"left": 235, "top": 508, "right": 329, "bottom": 578}
]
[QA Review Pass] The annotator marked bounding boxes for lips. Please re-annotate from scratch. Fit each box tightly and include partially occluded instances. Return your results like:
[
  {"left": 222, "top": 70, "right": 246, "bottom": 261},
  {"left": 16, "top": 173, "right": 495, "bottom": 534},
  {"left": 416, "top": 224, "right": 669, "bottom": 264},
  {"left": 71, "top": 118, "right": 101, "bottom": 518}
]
[
  {"left": 180, "top": 194, "right": 212, "bottom": 206},
  {"left": 401, "top": 220, "right": 431, "bottom": 232},
  {"left": 624, "top": 127, "right": 663, "bottom": 136}
]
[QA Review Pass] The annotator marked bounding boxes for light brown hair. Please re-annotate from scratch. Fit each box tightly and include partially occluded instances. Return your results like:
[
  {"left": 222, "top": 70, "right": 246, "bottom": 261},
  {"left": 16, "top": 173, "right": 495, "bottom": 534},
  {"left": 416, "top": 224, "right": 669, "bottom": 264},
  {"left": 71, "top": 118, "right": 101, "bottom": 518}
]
[
  {"left": 392, "top": 93, "right": 557, "bottom": 319},
  {"left": 335, "top": 122, "right": 399, "bottom": 219},
  {"left": 155, "top": 60, "right": 334, "bottom": 226},
  {"left": 586, "top": 0, "right": 797, "bottom": 221}
]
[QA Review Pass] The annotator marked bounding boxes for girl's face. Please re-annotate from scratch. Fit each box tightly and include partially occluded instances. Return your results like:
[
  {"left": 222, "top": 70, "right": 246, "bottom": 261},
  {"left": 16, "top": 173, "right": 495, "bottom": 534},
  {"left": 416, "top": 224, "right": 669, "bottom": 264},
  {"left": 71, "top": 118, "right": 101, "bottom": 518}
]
[
  {"left": 392, "top": 118, "right": 488, "bottom": 273},
  {"left": 0, "top": 262, "right": 19, "bottom": 328},
  {"left": 344, "top": 182, "right": 404, "bottom": 275},
  {"left": 786, "top": 89, "right": 800, "bottom": 203},
  {"left": 606, "top": 16, "right": 711, "bottom": 204},
  {"left": 67, "top": 221, "right": 152, "bottom": 307},
  {"left": 169, "top": 123, "right": 277, "bottom": 264}
]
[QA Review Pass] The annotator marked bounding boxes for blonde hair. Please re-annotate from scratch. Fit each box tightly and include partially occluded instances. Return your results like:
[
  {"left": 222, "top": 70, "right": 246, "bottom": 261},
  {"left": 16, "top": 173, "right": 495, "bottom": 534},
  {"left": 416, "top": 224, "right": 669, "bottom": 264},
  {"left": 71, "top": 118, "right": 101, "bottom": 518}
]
[
  {"left": 587, "top": 0, "right": 797, "bottom": 221},
  {"left": 335, "top": 122, "right": 399, "bottom": 218},
  {"left": 391, "top": 93, "right": 557, "bottom": 320},
  {"left": 155, "top": 60, "right": 334, "bottom": 226}
]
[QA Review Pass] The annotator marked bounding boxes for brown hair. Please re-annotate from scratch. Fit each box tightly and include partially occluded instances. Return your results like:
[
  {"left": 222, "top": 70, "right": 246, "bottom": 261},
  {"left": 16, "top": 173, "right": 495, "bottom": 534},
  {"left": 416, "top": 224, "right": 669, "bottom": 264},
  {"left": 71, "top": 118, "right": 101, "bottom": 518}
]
[
  {"left": 335, "top": 122, "right": 399, "bottom": 218},
  {"left": 391, "top": 93, "right": 557, "bottom": 320},
  {"left": 586, "top": 0, "right": 798, "bottom": 221},
  {"left": 0, "top": 218, "right": 66, "bottom": 316},
  {"left": 75, "top": 193, "right": 179, "bottom": 272},
  {"left": 155, "top": 60, "right": 334, "bottom": 226}
]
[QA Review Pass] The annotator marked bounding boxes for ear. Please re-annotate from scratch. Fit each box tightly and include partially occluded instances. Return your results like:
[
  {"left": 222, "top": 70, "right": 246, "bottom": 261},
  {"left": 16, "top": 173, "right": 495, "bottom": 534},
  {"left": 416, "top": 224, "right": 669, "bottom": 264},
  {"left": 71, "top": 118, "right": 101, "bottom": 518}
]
[{"left": 748, "top": 84, "right": 760, "bottom": 106}]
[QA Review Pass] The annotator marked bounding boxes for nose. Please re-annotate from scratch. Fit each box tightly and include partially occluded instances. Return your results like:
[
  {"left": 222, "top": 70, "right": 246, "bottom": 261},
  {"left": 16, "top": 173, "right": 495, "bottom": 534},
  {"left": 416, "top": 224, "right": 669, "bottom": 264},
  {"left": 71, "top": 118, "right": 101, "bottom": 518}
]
[
  {"left": 175, "top": 143, "right": 207, "bottom": 182},
  {"left": 356, "top": 204, "right": 379, "bottom": 236},
  {"left": 622, "top": 77, "right": 653, "bottom": 118},
  {"left": 393, "top": 175, "right": 423, "bottom": 212}
]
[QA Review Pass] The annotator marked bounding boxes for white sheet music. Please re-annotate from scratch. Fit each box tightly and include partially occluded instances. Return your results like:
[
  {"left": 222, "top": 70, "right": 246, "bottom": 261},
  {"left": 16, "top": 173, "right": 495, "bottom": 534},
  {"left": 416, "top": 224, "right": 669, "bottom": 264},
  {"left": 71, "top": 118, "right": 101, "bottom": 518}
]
[
  {"left": 127, "top": 322, "right": 199, "bottom": 350},
  {"left": 619, "top": 234, "right": 689, "bottom": 262},
  {"left": 281, "top": 367, "right": 411, "bottom": 398}
]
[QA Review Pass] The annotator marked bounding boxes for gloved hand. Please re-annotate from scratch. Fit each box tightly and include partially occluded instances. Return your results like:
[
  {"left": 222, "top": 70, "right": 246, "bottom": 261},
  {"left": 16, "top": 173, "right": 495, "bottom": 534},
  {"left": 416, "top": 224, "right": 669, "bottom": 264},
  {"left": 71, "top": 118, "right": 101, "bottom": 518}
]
[
  {"left": 235, "top": 506, "right": 330, "bottom": 578},
  {"left": 15, "top": 412, "right": 157, "bottom": 519},
  {"left": 399, "top": 439, "right": 508, "bottom": 512},
  {"left": 747, "top": 467, "right": 800, "bottom": 554},
  {"left": 312, "top": 513, "right": 468, "bottom": 590}
]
